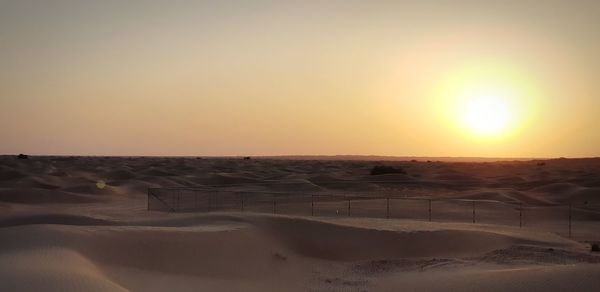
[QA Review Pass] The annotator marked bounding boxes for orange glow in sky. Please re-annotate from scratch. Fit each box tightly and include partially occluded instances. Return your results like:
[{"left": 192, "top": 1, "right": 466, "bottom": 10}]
[{"left": 1, "top": 1, "right": 598, "bottom": 157}]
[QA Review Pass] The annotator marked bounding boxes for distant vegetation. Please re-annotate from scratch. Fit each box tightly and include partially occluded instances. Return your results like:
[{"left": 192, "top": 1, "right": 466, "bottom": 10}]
[
  {"left": 370, "top": 165, "right": 406, "bottom": 175},
  {"left": 17, "top": 154, "right": 28, "bottom": 159}
]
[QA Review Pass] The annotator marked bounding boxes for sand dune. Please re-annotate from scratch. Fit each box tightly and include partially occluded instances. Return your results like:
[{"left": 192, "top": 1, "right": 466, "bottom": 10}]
[
  {"left": 373, "top": 264, "right": 600, "bottom": 292},
  {"left": 0, "top": 248, "right": 129, "bottom": 292},
  {"left": 1, "top": 156, "right": 599, "bottom": 291},
  {"left": 0, "top": 212, "right": 596, "bottom": 291},
  {"left": 252, "top": 216, "right": 550, "bottom": 261}
]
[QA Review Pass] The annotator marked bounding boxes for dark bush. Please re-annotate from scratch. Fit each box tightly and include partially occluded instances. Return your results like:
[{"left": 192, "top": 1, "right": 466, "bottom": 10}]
[
  {"left": 592, "top": 243, "right": 600, "bottom": 252},
  {"left": 370, "top": 165, "right": 406, "bottom": 175},
  {"left": 17, "top": 154, "right": 28, "bottom": 159},
  {"left": 243, "top": 156, "right": 251, "bottom": 160}
]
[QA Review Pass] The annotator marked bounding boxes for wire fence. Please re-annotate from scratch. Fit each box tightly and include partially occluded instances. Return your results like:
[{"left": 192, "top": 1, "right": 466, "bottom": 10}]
[{"left": 148, "top": 187, "right": 600, "bottom": 241}]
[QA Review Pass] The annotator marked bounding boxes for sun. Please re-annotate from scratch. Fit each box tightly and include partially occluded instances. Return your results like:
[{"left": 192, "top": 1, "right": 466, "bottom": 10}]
[
  {"left": 432, "top": 60, "right": 540, "bottom": 141},
  {"left": 451, "top": 86, "right": 521, "bottom": 139},
  {"left": 460, "top": 94, "right": 513, "bottom": 137}
]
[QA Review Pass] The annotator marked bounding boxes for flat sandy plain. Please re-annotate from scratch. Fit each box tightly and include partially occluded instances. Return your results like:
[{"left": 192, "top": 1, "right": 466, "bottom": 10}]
[{"left": 1, "top": 156, "right": 599, "bottom": 291}]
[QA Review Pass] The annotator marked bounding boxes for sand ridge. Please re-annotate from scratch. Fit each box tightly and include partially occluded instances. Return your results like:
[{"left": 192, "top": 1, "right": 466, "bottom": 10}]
[{"left": 1, "top": 156, "right": 599, "bottom": 291}]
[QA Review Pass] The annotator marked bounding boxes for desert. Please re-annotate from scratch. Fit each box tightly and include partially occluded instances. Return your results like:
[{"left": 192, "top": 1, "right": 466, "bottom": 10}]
[{"left": 1, "top": 155, "right": 599, "bottom": 291}]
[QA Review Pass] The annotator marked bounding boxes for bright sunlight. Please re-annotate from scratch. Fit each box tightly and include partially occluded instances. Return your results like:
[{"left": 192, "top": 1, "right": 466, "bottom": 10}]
[
  {"left": 433, "top": 60, "right": 541, "bottom": 142},
  {"left": 461, "top": 94, "right": 513, "bottom": 137}
]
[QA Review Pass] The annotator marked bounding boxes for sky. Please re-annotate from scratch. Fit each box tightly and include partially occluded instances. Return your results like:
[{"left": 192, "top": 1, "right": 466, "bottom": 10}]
[{"left": 1, "top": 0, "right": 599, "bottom": 157}]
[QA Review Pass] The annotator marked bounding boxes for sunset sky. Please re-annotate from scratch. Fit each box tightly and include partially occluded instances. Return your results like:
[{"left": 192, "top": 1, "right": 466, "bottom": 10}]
[{"left": 1, "top": 0, "right": 599, "bottom": 157}]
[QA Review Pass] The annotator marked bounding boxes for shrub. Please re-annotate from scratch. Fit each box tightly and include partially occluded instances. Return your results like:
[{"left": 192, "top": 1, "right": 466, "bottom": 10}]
[{"left": 370, "top": 165, "right": 406, "bottom": 175}]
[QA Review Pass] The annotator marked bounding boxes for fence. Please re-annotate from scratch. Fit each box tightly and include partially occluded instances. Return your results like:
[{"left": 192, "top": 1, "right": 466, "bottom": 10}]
[{"left": 148, "top": 187, "right": 600, "bottom": 241}]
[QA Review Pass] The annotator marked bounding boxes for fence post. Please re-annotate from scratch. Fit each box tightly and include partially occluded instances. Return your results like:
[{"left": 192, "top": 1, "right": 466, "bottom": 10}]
[
  {"left": 519, "top": 203, "right": 522, "bottom": 228},
  {"left": 311, "top": 195, "right": 314, "bottom": 216},
  {"left": 386, "top": 197, "right": 390, "bottom": 219},
  {"left": 472, "top": 200, "right": 475, "bottom": 223},
  {"left": 348, "top": 197, "right": 351, "bottom": 217},
  {"left": 519, "top": 203, "right": 523, "bottom": 228},
  {"left": 428, "top": 199, "right": 432, "bottom": 222},
  {"left": 568, "top": 203, "right": 572, "bottom": 239}
]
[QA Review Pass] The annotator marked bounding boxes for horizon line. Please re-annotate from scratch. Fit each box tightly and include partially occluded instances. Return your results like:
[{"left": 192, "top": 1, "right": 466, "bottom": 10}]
[{"left": 2, "top": 153, "right": 598, "bottom": 161}]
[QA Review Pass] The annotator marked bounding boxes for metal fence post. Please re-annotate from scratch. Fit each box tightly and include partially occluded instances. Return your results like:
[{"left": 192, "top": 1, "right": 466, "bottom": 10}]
[
  {"left": 472, "top": 200, "right": 475, "bottom": 223},
  {"left": 386, "top": 197, "right": 390, "bottom": 219},
  {"left": 519, "top": 203, "right": 522, "bottom": 228},
  {"left": 348, "top": 197, "right": 351, "bottom": 217},
  {"left": 428, "top": 199, "right": 432, "bottom": 222}
]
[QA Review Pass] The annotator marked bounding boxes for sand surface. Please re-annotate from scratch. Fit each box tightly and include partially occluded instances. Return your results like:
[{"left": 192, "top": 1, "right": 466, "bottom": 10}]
[{"left": 1, "top": 156, "right": 599, "bottom": 291}]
